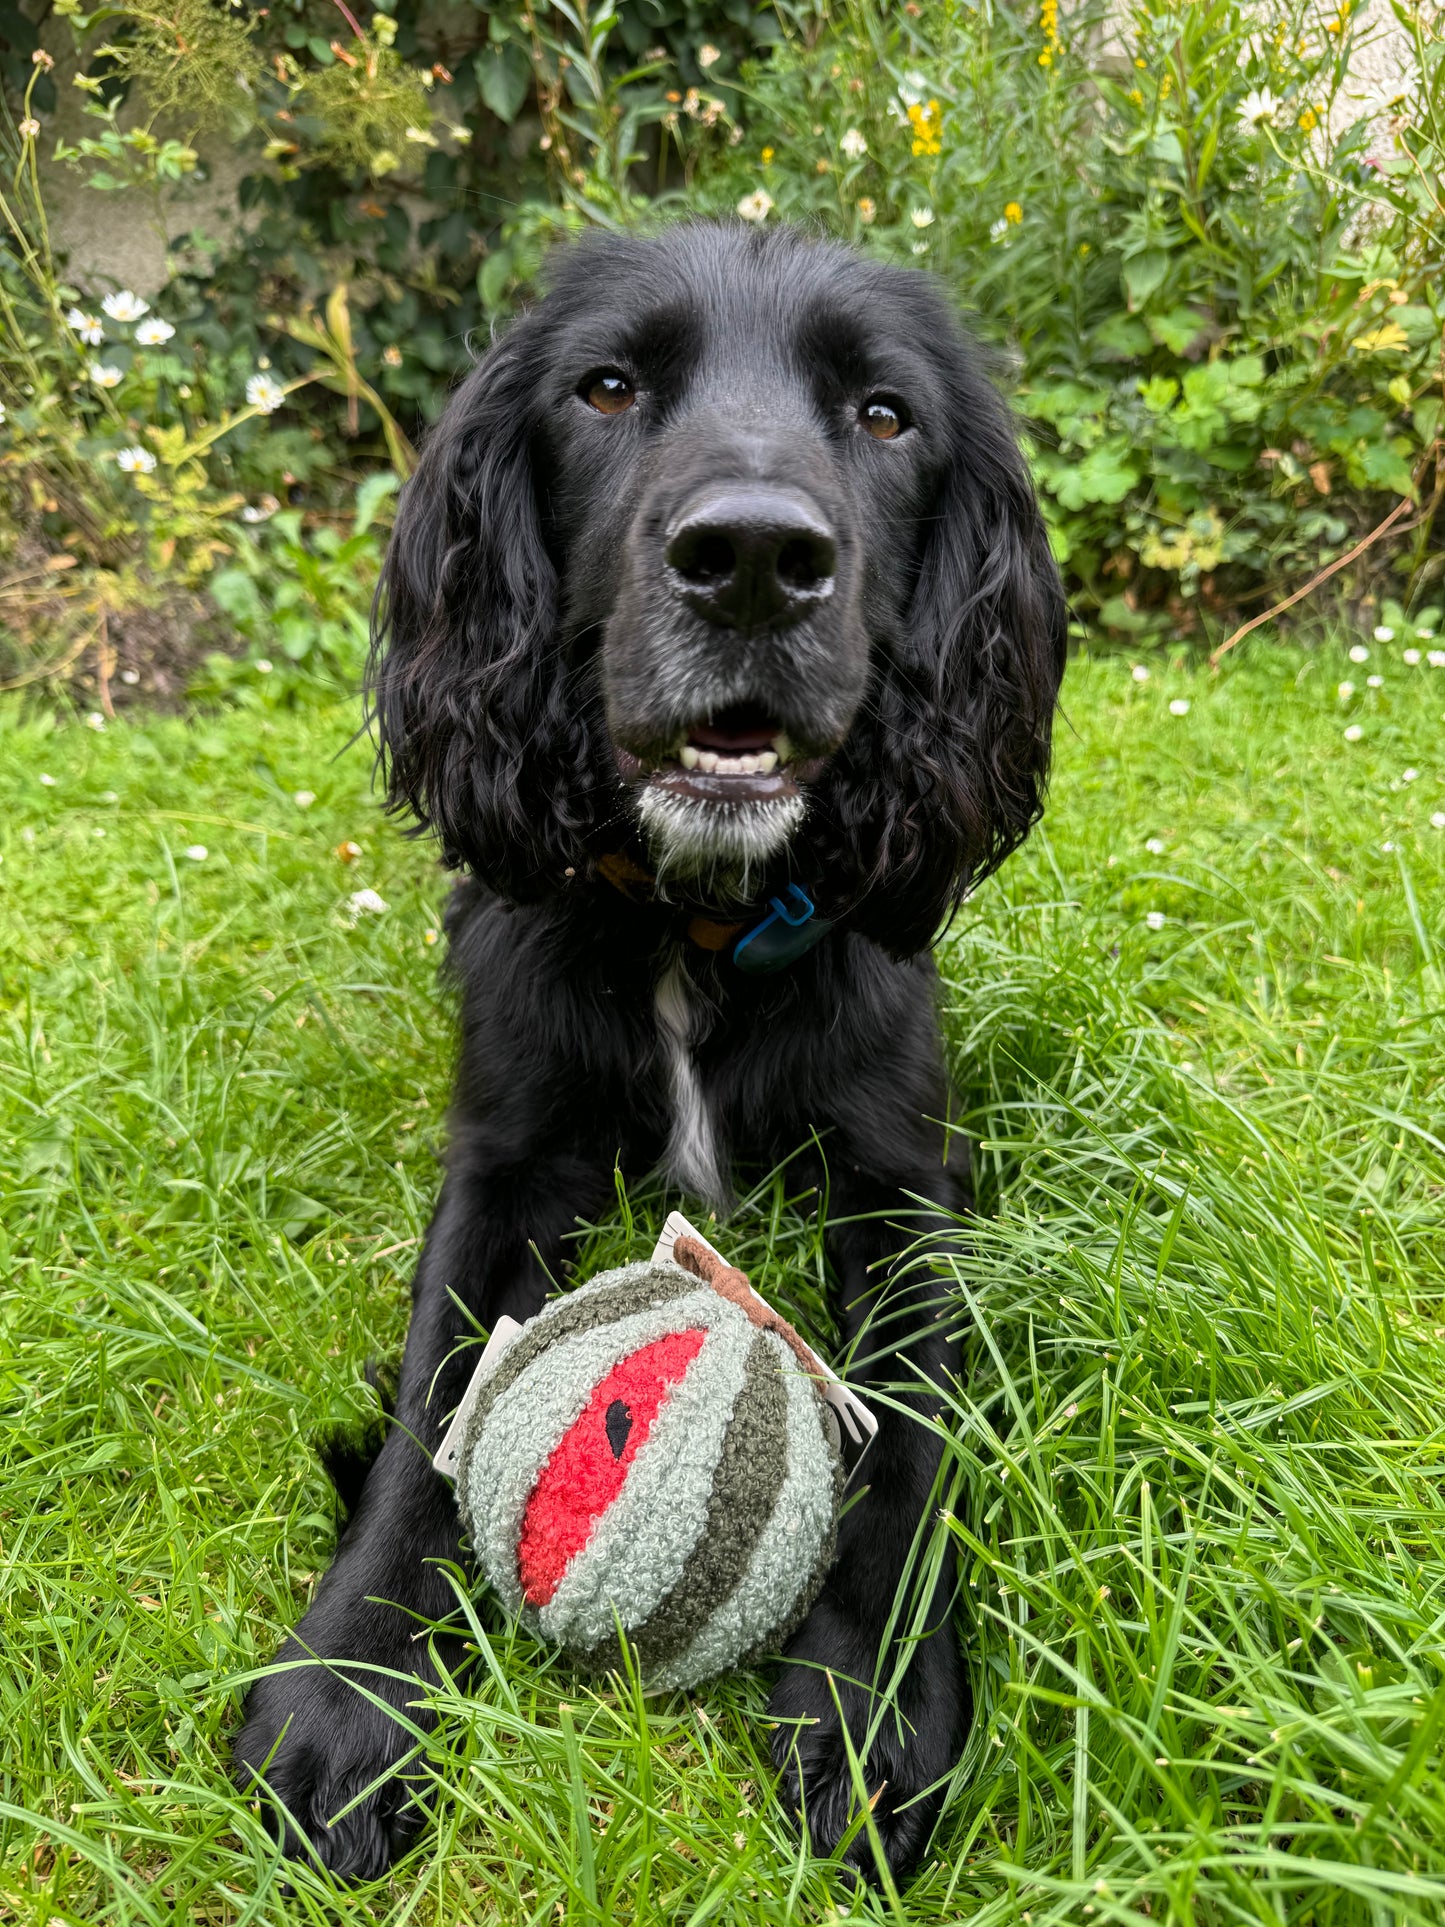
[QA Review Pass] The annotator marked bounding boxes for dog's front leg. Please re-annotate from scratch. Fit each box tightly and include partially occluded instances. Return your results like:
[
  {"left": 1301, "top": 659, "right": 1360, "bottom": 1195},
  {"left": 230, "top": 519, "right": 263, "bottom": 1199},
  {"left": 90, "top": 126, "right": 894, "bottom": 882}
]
[
  {"left": 769, "top": 1154, "right": 968, "bottom": 1886},
  {"left": 233, "top": 1137, "right": 615, "bottom": 1881}
]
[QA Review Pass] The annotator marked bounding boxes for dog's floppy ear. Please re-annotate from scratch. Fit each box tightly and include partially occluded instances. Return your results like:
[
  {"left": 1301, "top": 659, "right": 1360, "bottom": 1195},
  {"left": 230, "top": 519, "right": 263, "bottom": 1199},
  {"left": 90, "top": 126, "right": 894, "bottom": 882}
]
[
  {"left": 838, "top": 367, "right": 1068, "bottom": 958},
  {"left": 369, "top": 315, "right": 588, "bottom": 897}
]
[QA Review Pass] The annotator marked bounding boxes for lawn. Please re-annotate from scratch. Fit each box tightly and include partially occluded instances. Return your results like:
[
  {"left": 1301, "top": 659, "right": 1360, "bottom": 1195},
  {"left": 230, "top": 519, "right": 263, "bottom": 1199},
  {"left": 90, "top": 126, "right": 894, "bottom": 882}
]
[{"left": 2, "top": 637, "right": 1444, "bottom": 1926}]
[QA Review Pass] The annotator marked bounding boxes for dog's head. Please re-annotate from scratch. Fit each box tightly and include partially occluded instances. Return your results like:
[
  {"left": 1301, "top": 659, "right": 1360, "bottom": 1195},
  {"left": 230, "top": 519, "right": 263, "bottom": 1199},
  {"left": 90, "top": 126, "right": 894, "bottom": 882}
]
[{"left": 372, "top": 222, "right": 1066, "bottom": 954}]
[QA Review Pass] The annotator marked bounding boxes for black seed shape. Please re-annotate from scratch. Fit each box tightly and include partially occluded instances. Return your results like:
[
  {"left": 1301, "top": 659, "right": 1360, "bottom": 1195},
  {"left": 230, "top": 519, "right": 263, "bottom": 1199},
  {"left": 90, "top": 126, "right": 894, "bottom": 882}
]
[{"left": 605, "top": 1399, "right": 632, "bottom": 1461}]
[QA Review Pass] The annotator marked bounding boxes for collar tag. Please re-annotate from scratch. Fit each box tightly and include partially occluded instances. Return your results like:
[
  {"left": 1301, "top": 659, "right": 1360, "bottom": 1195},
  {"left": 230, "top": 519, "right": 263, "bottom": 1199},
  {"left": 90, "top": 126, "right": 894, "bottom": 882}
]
[{"left": 732, "top": 884, "right": 835, "bottom": 976}]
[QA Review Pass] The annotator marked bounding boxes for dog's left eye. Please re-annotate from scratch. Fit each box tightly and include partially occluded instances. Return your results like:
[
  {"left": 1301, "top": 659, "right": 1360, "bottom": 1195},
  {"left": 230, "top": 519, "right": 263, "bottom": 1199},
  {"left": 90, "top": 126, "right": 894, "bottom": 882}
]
[
  {"left": 859, "top": 396, "right": 909, "bottom": 440},
  {"left": 582, "top": 371, "right": 636, "bottom": 415}
]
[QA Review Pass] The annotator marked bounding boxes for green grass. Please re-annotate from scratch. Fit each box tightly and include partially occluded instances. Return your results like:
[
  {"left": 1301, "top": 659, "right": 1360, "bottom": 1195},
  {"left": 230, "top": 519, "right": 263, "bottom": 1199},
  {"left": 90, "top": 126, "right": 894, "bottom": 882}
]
[{"left": 2, "top": 636, "right": 1444, "bottom": 1924}]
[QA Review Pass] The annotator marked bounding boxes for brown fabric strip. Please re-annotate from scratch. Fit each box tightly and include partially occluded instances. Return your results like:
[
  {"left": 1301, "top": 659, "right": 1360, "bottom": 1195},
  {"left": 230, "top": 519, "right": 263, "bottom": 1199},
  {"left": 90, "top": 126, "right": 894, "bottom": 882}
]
[{"left": 671, "top": 1235, "right": 825, "bottom": 1382}]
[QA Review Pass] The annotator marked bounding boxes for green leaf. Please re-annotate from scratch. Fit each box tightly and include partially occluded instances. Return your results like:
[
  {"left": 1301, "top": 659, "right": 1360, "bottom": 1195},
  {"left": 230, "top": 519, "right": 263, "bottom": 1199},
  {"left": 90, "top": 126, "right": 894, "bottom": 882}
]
[
  {"left": 475, "top": 44, "right": 533, "bottom": 124},
  {"left": 478, "top": 247, "right": 514, "bottom": 312},
  {"left": 1148, "top": 307, "right": 1210, "bottom": 356},
  {"left": 1091, "top": 314, "right": 1153, "bottom": 361},
  {"left": 1049, "top": 440, "right": 1141, "bottom": 510},
  {"left": 354, "top": 471, "right": 399, "bottom": 536},
  {"left": 1123, "top": 250, "right": 1170, "bottom": 311}
]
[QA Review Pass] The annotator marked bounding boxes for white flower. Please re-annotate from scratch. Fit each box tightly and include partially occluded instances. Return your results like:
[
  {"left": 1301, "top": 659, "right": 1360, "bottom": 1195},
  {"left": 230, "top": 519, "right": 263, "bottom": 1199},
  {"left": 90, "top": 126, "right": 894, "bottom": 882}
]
[
  {"left": 911, "top": 241, "right": 929, "bottom": 256},
  {"left": 294, "top": 790, "right": 316, "bottom": 809},
  {"left": 1381, "top": 841, "right": 1395, "bottom": 853},
  {"left": 736, "top": 189, "right": 774, "bottom": 222},
  {"left": 1373, "top": 625, "right": 1395, "bottom": 642},
  {"left": 241, "top": 495, "right": 279, "bottom": 524},
  {"left": 1403, "top": 768, "right": 1419, "bottom": 782},
  {"left": 1237, "top": 88, "right": 1281, "bottom": 128},
  {"left": 1169, "top": 698, "right": 1190, "bottom": 716},
  {"left": 255, "top": 658, "right": 273, "bottom": 674},
  {"left": 1367, "top": 674, "right": 1384, "bottom": 688},
  {"left": 910, "top": 206, "right": 935, "bottom": 228},
  {"left": 67, "top": 308, "right": 104, "bottom": 345},
  {"left": 1344, "top": 724, "right": 1363, "bottom": 741},
  {"left": 39, "top": 773, "right": 55, "bottom": 787},
  {"left": 184, "top": 844, "right": 208, "bottom": 861},
  {"left": 246, "top": 372, "right": 286, "bottom": 414},
  {"left": 1418, "top": 628, "right": 1435, "bottom": 640},
  {"left": 989, "top": 217, "right": 1009, "bottom": 243},
  {"left": 1429, "top": 651, "right": 1445, "bottom": 669},
  {"left": 85, "top": 712, "right": 106, "bottom": 730},
  {"left": 134, "top": 317, "right": 175, "bottom": 346},
  {"left": 116, "top": 445, "right": 156, "bottom": 474},
  {"left": 1432, "top": 812, "right": 1445, "bottom": 830},
  {"left": 1131, "top": 664, "right": 1150, "bottom": 683},
  {"left": 89, "top": 363, "right": 123, "bottom": 389},
  {"left": 1145, "top": 837, "right": 1165, "bottom": 854},
  {"left": 0, "top": 402, "right": 5, "bottom": 425},
  {"left": 1349, "top": 644, "right": 1369, "bottom": 662},
  {"left": 404, "top": 125, "right": 437, "bottom": 145},
  {"left": 697, "top": 42, "right": 720, "bottom": 68},
  {"left": 1403, "top": 649, "right": 1421, "bottom": 665},
  {"left": 1145, "top": 911, "right": 1166, "bottom": 931},
  {"left": 348, "top": 887, "right": 389, "bottom": 920},
  {"left": 102, "top": 290, "right": 149, "bottom": 322},
  {"left": 120, "top": 671, "right": 138, "bottom": 686},
  {"left": 1337, "top": 681, "right": 1355, "bottom": 699},
  {"left": 841, "top": 127, "right": 868, "bottom": 160},
  {"left": 19, "top": 116, "right": 40, "bottom": 140}
]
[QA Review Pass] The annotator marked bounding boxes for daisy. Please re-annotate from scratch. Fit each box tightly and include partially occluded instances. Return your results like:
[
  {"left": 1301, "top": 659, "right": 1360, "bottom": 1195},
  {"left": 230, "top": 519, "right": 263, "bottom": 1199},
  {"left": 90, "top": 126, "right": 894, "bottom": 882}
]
[
  {"left": 1145, "top": 911, "right": 1166, "bottom": 931},
  {"left": 348, "top": 887, "right": 389, "bottom": 920},
  {"left": 1403, "top": 649, "right": 1421, "bottom": 665},
  {"left": 1349, "top": 644, "right": 1369, "bottom": 662},
  {"left": 736, "top": 189, "right": 774, "bottom": 222},
  {"left": 1344, "top": 724, "right": 1363, "bottom": 741},
  {"left": 1237, "top": 87, "right": 1281, "bottom": 127},
  {"left": 1373, "top": 625, "right": 1395, "bottom": 641},
  {"left": 1429, "top": 652, "right": 1445, "bottom": 668},
  {"left": 1131, "top": 664, "right": 1150, "bottom": 682},
  {"left": 184, "top": 844, "right": 208, "bottom": 861},
  {"left": 1169, "top": 698, "right": 1190, "bottom": 716},
  {"left": 1337, "top": 681, "right": 1355, "bottom": 698},
  {"left": 1432, "top": 812, "right": 1445, "bottom": 830},
  {"left": 1402, "top": 768, "right": 1418, "bottom": 782},
  {"left": 1367, "top": 675, "right": 1383, "bottom": 688},
  {"left": 89, "top": 363, "right": 123, "bottom": 389},
  {"left": 134, "top": 317, "right": 175, "bottom": 346},
  {"left": 293, "top": 790, "right": 316, "bottom": 809},
  {"left": 1145, "top": 837, "right": 1165, "bottom": 854},
  {"left": 67, "top": 308, "right": 104, "bottom": 345},
  {"left": 116, "top": 446, "right": 157, "bottom": 474},
  {"left": 910, "top": 206, "right": 935, "bottom": 228},
  {"left": 841, "top": 128, "right": 868, "bottom": 160},
  {"left": 102, "top": 290, "right": 149, "bottom": 323},
  {"left": 245, "top": 373, "right": 286, "bottom": 414}
]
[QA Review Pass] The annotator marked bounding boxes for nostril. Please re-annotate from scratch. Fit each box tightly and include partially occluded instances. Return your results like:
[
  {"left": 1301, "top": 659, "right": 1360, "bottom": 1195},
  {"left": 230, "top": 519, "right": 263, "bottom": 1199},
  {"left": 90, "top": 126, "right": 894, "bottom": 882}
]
[
  {"left": 776, "top": 534, "right": 834, "bottom": 593},
  {"left": 687, "top": 532, "right": 735, "bottom": 584}
]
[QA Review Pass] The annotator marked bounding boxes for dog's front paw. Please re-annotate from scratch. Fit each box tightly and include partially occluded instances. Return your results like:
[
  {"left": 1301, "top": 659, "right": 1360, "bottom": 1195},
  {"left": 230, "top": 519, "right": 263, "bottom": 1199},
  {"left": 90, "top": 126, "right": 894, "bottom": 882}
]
[
  {"left": 767, "top": 1592, "right": 967, "bottom": 1886},
  {"left": 234, "top": 1606, "right": 451, "bottom": 1883}
]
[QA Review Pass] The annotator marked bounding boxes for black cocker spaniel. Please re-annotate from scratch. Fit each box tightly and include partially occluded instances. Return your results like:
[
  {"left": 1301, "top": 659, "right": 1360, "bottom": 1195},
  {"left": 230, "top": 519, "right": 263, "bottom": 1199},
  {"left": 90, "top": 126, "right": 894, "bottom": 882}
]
[{"left": 235, "top": 219, "right": 1067, "bottom": 1886}]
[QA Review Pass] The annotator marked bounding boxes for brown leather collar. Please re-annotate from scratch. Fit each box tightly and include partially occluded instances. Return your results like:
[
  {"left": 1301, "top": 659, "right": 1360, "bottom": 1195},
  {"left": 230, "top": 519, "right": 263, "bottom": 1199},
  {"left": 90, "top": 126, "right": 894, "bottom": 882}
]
[{"left": 594, "top": 850, "right": 748, "bottom": 952}]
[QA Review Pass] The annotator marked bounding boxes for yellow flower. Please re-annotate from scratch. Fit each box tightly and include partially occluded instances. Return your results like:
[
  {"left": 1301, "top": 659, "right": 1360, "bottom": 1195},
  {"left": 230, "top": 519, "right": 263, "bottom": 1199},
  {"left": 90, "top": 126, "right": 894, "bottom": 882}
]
[
  {"left": 906, "top": 99, "right": 943, "bottom": 157},
  {"left": 1129, "top": 87, "right": 1144, "bottom": 105},
  {"left": 856, "top": 196, "right": 876, "bottom": 225},
  {"left": 1134, "top": 56, "right": 1147, "bottom": 69},
  {"left": 1159, "top": 72, "right": 1172, "bottom": 98},
  {"left": 1352, "top": 321, "right": 1409, "bottom": 354},
  {"left": 1039, "top": 49, "right": 1053, "bottom": 66},
  {"left": 1078, "top": 241, "right": 1091, "bottom": 255},
  {"left": 761, "top": 146, "right": 775, "bottom": 164},
  {"left": 1297, "top": 107, "right": 1317, "bottom": 131},
  {"left": 1004, "top": 201, "right": 1023, "bottom": 224}
]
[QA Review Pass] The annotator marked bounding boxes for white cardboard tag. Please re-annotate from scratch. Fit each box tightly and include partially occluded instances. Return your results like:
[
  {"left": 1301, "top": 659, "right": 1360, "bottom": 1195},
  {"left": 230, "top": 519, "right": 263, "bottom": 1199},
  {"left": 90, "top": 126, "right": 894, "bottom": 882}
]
[
  {"left": 432, "top": 1314, "right": 525, "bottom": 1478},
  {"left": 651, "top": 1211, "right": 878, "bottom": 1450}
]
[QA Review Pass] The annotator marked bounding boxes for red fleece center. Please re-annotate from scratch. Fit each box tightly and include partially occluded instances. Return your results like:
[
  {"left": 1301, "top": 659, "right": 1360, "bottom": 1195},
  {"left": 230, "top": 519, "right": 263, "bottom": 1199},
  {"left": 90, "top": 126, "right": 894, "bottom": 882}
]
[{"left": 517, "top": 1328, "right": 707, "bottom": 1606}]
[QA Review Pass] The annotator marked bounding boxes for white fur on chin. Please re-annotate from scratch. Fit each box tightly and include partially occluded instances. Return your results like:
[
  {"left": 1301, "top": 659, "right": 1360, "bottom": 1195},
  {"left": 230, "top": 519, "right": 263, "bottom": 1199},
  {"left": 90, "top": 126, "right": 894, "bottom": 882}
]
[{"left": 636, "top": 786, "right": 806, "bottom": 898}]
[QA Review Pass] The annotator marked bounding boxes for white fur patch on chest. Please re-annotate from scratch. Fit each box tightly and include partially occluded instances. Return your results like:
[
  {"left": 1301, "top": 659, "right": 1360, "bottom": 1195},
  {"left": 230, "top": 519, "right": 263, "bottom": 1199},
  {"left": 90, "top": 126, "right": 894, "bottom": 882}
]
[{"left": 653, "top": 955, "right": 728, "bottom": 1208}]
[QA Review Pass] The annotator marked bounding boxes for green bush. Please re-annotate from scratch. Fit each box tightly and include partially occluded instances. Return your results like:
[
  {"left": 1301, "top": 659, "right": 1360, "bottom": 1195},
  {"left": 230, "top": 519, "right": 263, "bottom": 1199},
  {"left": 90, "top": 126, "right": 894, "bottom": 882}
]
[{"left": 691, "top": 0, "right": 1444, "bottom": 633}]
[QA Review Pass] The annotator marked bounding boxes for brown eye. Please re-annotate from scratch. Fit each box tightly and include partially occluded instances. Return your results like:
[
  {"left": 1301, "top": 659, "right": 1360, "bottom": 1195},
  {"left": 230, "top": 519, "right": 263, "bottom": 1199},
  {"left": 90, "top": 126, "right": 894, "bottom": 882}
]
[
  {"left": 584, "top": 371, "right": 635, "bottom": 415},
  {"left": 860, "top": 397, "right": 907, "bottom": 440}
]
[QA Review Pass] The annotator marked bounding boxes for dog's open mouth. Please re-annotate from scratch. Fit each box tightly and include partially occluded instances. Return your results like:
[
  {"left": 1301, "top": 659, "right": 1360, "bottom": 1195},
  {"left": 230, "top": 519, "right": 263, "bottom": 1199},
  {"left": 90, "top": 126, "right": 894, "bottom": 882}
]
[{"left": 640, "top": 705, "right": 801, "bottom": 806}]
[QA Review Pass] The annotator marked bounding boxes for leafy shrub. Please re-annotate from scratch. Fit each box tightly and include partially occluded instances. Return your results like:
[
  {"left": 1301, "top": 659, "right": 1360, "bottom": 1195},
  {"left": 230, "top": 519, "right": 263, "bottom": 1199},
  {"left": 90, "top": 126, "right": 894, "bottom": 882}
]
[{"left": 690, "top": 0, "right": 1444, "bottom": 633}]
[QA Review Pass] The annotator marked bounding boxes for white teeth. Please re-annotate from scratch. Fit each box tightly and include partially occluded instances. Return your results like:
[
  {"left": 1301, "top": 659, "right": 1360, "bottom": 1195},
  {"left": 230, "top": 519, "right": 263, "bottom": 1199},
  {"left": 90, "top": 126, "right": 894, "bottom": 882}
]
[
  {"left": 772, "top": 734, "right": 793, "bottom": 764},
  {"left": 736, "top": 754, "right": 759, "bottom": 775},
  {"left": 678, "top": 744, "right": 700, "bottom": 770},
  {"left": 757, "top": 750, "right": 778, "bottom": 774},
  {"left": 695, "top": 750, "right": 719, "bottom": 773}
]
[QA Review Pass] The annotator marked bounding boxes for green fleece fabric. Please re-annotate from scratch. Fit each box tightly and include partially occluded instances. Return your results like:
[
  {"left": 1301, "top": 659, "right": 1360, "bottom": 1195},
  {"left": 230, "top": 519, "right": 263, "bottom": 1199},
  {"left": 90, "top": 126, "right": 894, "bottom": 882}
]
[{"left": 455, "top": 1260, "right": 844, "bottom": 1692}]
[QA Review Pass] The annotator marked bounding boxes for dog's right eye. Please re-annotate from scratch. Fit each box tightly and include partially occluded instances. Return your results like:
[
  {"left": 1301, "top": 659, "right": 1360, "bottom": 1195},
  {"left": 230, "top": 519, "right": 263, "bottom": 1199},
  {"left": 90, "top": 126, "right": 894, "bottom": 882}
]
[{"left": 582, "top": 371, "right": 636, "bottom": 415}]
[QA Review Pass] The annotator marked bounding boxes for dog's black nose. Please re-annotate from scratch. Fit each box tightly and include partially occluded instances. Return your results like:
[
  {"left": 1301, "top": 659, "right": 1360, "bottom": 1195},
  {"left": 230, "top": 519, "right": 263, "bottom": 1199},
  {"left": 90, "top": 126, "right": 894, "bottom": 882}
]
[{"left": 666, "top": 486, "right": 836, "bottom": 631}]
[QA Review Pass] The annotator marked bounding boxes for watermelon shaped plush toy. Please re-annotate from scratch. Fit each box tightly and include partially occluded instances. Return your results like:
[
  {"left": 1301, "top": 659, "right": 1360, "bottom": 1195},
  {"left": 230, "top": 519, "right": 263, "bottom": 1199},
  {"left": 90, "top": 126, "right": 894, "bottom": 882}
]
[{"left": 446, "top": 1218, "right": 871, "bottom": 1693}]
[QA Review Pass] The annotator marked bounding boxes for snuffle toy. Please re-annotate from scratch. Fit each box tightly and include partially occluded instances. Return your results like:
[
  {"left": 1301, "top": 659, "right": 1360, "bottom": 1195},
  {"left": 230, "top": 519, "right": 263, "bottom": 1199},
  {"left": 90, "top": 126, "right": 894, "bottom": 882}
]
[{"left": 434, "top": 1215, "right": 874, "bottom": 1693}]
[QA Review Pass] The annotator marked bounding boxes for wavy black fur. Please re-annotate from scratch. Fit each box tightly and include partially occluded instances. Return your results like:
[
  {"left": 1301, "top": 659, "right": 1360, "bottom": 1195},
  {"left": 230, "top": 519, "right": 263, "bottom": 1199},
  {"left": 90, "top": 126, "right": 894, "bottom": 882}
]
[{"left": 236, "top": 221, "right": 1066, "bottom": 1888}]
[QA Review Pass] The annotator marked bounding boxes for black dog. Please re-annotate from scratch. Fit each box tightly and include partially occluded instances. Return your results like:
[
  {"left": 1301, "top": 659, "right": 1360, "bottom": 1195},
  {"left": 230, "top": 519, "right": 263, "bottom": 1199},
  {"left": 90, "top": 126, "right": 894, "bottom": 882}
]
[{"left": 235, "top": 220, "right": 1065, "bottom": 1884}]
